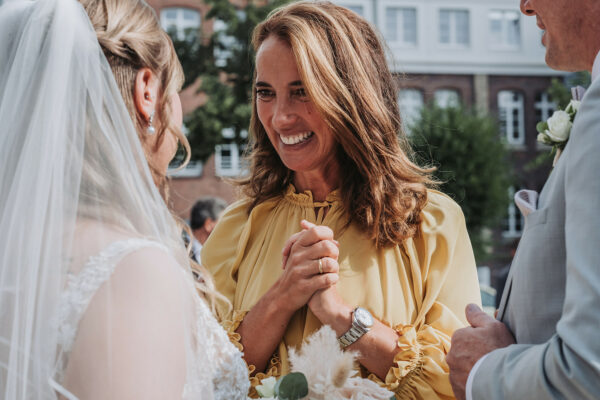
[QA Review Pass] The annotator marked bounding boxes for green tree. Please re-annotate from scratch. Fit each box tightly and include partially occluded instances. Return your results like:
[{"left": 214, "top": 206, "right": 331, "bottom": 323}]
[
  {"left": 409, "top": 104, "right": 512, "bottom": 261},
  {"left": 170, "top": 0, "right": 289, "bottom": 163},
  {"left": 547, "top": 71, "right": 591, "bottom": 109}
]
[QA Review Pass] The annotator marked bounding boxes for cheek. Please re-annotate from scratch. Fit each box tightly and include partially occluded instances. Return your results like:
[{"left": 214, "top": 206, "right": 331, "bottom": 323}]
[
  {"left": 256, "top": 102, "right": 271, "bottom": 127},
  {"left": 158, "top": 133, "right": 178, "bottom": 167}
]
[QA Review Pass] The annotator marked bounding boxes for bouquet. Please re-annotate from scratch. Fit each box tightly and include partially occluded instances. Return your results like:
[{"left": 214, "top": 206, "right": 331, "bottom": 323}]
[{"left": 255, "top": 326, "right": 394, "bottom": 400}]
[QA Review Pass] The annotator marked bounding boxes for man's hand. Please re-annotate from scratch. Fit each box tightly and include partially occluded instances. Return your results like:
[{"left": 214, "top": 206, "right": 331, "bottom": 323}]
[{"left": 446, "top": 304, "right": 516, "bottom": 400}]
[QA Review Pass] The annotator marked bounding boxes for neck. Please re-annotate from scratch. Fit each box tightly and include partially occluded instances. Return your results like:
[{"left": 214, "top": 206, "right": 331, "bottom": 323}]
[
  {"left": 293, "top": 164, "right": 341, "bottom": 202},
  {"left": 193, "top": 229, "right": 209, "bottom": 245}
]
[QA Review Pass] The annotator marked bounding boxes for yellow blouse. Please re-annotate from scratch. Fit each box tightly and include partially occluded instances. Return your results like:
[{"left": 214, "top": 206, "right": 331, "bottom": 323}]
[{"left": 202, "top": 186, "right": 481, "bottom": 399}]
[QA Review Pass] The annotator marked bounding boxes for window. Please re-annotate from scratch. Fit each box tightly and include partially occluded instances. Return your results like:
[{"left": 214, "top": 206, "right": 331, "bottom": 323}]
[
  {"left": 385, "top": 7, "right": 417, "bottom": 45},
  {"left": 489, "top": 10, "right": 520, "bottom": 49},
  {"left": 168, "top": 160, "right": 203, "bottom": 178},
  {"left": 534, "top": 92, "right": 556, "bottom": 126},
  {"left": 160, "top": 8, "right": 201, "bottom": 40},
  {"left": 216, "top": 128, "right": 248, "bottom": 176},
  {"left": 344, "top": 5, "right": 364, "bottom": 16},
  {"left": 503, "top": 186, "right": 524, "bottom": 238},
  {"left": 439, "top": 9, "right": 469, "bottom": 46},
  {"left": 434, "top": 89, "right": 461, "bottom": 108},
  {"left": 398, "top": 89, "right": 424, "bottom": 133},
  {"left": 498, "top": 90, "right": 525, "bottom": 145}
]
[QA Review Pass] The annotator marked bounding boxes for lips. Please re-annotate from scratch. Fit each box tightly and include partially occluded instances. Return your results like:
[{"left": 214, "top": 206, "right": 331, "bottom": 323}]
[
  {"left": 280, "top": 131, "right": 314, "bottom": 145},
  {"left": 536, "top": 17, "right": 546, "bottom": 31}
]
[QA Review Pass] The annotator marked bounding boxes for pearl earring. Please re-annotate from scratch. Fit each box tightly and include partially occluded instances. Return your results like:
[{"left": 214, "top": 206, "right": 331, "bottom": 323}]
[{"left": 147, "top": 111, "right": 156, "bottom": 135}]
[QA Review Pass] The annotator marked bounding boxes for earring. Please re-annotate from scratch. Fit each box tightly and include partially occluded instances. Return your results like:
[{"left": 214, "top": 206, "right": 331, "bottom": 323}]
[{"left": 147, "top": 111, "right": 156, "bottom": 135}]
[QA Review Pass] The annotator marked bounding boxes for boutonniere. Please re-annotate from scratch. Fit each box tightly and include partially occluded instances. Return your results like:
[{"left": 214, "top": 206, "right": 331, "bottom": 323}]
[{"left": 537, "top": 99, "right": 580, "bottom": 166}]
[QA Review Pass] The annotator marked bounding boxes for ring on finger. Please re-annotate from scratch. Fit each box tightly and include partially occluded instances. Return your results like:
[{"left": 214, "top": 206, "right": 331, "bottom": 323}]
[{"left": 318, "top": 258, "right": 324, "bottom": 274}]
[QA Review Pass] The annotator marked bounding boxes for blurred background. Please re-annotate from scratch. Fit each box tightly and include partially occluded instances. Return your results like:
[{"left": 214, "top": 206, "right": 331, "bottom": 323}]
[{"left": 147, "top": 0, "right": 588, "bottom": 309}]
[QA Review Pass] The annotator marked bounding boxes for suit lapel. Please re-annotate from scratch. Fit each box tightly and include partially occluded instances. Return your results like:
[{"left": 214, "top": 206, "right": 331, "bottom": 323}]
[{"left": 496, "top": 265, "right": 514, "bottom": 322}]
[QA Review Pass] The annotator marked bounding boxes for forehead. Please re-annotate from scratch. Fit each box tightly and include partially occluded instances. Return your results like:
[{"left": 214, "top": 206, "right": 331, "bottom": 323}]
[{"left": 255, "top": 36, "right": 301, "bottom": 83}]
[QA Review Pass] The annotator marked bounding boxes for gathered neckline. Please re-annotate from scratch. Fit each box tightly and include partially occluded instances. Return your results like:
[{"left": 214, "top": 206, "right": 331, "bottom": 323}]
[{"left": 283, "top": 184, "right": 341, "bottom": 207}]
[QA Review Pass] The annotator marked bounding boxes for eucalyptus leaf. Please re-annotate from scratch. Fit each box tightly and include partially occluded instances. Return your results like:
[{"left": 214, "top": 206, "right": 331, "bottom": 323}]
[
  {"left": 274, "top": 372, "right": 309, "bottom": 400},
  {"left": 536, "top": 121, "right": 548, "bottom": 133}
]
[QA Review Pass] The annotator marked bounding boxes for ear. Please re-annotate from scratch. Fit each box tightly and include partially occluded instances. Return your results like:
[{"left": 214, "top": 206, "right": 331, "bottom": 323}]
[
  {"left": 133, "top": 67, "right": 159, "bottom": 122},
  {"left": 203, "top": 218, "right": 217, "bottom": 233}
]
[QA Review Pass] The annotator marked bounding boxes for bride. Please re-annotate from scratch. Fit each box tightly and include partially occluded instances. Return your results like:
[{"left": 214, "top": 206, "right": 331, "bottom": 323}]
[{"left": 0, "top": 0, "right": 249, "bottom": 398}]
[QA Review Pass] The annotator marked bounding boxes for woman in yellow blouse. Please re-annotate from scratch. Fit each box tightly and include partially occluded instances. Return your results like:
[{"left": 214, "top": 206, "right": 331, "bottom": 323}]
[{"left": 202, "top": 2, "right": 481, "bottom": 398}]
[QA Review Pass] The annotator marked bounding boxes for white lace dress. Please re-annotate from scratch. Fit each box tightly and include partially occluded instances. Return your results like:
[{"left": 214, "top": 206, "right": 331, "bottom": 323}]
[{"left": 56, "top": 238, "right": 250, "bottom": 399}]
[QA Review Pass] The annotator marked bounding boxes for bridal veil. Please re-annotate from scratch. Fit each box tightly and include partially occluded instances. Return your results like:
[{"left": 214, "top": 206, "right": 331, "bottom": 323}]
[{"left": 0, "top": 0, "right": 212, "bottom": 397}]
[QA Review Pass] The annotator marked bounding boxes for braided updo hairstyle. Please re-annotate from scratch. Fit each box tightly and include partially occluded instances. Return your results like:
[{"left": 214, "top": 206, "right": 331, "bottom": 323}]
[
  {"left": 78, "top": 0, "right": 228, "bottom": 313},
  {"left": 79, "top": 0, "right": 190, "bottom": 195}
]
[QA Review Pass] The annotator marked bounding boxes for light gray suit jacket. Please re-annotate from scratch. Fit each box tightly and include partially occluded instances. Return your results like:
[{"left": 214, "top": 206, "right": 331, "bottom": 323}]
[{"left": 472, "top": 77, "right": 600, "bottom": 399}]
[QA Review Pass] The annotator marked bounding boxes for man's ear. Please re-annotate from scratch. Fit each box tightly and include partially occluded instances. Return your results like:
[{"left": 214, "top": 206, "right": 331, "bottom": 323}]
[
  {"left": 203, "top": 218, "right": 217, "bottom": 234},
  {"left": 133, "top": 67, "right": 159, "bottom": 122}
]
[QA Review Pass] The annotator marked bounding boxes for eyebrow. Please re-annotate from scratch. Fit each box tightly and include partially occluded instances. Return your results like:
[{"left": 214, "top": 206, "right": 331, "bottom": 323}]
[{"left": 255, "top": 80, "right": 303, "bottom": 87}]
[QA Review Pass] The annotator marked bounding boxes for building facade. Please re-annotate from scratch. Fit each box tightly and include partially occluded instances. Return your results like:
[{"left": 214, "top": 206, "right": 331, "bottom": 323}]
[{"left": 332, "top": 0, "right": 566, "bottom": 284}]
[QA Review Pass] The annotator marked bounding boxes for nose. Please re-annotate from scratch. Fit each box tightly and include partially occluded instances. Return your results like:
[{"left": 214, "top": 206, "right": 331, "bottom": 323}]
[
  {"left": 272, "top": 97, "right": 297, "bottom": 130},
  {"left": 520, "top": 0, "right": 535, "bottom": 16}
]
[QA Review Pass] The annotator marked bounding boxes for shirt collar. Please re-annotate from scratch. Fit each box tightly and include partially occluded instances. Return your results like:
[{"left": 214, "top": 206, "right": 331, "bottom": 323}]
[
  {"left": 191, "top": 237, "right": 203, "bottom": 258},
  {"left": 592, "top": 49, "right": 600, "bottom": 82}
]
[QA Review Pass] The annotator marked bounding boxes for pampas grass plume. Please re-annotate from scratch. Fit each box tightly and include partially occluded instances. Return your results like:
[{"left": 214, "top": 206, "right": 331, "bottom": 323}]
[{"left": 288, "top": 325, "right": 393, "bottom": 400}]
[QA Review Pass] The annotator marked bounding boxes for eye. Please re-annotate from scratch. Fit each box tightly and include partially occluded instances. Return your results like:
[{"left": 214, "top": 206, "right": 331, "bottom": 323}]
[
  {"left": 291, "top": 87, "right": 309, "bottom": 101},
  {"left": 256, "top": 88, "right": 275, "bottom": 101}
]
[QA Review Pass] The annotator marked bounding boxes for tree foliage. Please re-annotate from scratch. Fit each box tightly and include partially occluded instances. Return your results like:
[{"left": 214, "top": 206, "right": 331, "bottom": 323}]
[
  {"left": 409, "top": 104, "right": 512, "bottom": 261},
  {"left": 170, "top": 0, "right": 289, "bottom": 162},
  {"left": 547, "top": 71, "right": 591, "bottom": 109}
]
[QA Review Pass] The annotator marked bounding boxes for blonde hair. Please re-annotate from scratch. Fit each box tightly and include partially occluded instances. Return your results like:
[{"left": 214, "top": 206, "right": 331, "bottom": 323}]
[
  {"left": 79, "top": 0, "right": 224, "bottom": 310},
  {"left": 242, "top": 1, "right": 433, "bottom": 247}
]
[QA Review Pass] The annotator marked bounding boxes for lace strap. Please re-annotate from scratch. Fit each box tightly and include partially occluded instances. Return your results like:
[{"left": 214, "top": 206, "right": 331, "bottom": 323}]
[{"left": 57, "top": 238, "right": 169, "bottom": 352}]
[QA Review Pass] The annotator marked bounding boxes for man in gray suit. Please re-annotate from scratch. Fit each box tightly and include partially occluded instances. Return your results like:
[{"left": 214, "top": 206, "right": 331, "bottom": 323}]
[{"left": 446, "top": 0, "right": 600, "bottom": 399}]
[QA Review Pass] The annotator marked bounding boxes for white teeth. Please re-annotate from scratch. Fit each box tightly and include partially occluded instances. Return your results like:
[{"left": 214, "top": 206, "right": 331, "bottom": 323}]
[{"left": 280, "top": 131, "right": 313, "bottom": 145}]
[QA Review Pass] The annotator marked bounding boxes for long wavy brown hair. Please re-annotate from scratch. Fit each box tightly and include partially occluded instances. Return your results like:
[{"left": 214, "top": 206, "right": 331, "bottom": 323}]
[{"left": 239, "top": 1, "right": 434, "bottom": 248}]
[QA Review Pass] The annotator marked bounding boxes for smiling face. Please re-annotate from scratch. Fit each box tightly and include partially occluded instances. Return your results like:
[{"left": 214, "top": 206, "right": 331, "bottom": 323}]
[
  {"left": 521, "top": 0, "right": 599, "bottom": 72},
  {"left": 254, "top": 36, "right": 340, "bottom": 189}
]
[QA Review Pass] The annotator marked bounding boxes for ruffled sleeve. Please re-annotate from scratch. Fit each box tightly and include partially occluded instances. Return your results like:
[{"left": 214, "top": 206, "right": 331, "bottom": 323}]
[{"left": 370, "top": 190, "right": 481, "bottom": 399}]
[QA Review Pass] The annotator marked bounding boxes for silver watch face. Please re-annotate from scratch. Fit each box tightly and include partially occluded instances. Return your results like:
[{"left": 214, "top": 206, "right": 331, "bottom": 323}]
[{"left": 354, "top": 307, "right": 373, "bottom": 328}]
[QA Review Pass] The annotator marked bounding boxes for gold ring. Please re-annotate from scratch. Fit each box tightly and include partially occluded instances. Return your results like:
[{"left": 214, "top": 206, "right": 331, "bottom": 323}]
[{"left": 318, "top": 258, "right": 324, "bottom": 274}]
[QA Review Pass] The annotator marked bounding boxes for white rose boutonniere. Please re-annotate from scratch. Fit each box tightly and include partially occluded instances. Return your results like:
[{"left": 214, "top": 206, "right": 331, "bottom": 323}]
[{"left": 537, "top": 99, "right": 579, "bottom": 166}]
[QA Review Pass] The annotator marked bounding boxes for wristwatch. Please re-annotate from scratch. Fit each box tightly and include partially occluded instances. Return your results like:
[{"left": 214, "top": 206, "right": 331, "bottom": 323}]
[{"left": 338, "top": 307, "right": 374, "bottom": 348}]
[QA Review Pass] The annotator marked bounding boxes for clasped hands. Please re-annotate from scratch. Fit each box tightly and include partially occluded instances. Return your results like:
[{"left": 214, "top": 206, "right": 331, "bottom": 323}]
[{"left": 278, "top": 220, "right": 347, "bottom": 320}]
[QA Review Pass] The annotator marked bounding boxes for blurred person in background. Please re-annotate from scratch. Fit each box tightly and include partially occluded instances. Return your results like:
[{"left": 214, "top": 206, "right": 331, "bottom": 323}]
[{"left": 189, "top": 196, "right": 228, "bottom": 262}]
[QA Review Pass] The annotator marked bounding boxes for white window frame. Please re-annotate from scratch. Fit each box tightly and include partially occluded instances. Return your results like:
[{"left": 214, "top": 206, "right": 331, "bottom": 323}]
[
  {"left": 384, "top": 7, "right": 417, "bottom": 47},
  {"left": 168, "top": 160, "right": 204, "bottom": 178},
  {"left": 534, "top": 92, "right": 556, "bottom": 123},
  {"left": 215, "top": 143, "right": 247, "bottom": 177},
  {"left": 336, "top": 1, "right": 373, "bottom": 22},
  {"left": 498, "top": 90, "right": 525, "bottom": 146},
  {"left": 438, "top": 9, "right": 470, "bottom": 48},
  {"left": 503, "top": 186, "right": 524, "bottom": 238},
  {"left": 434, "top": 89, "right": 461, "bottom": 109},
  {"left": 489, "top": 10, "right": 521, "bottom": 50},
  {"left": 398, "top": 89, "right": 424, "bottom": 134},
  {"left": 160, "top": 7, "right": 201, "bottom": 41}
]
